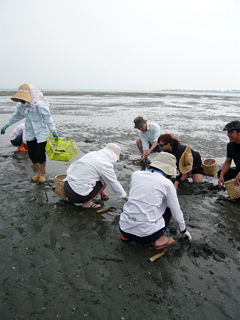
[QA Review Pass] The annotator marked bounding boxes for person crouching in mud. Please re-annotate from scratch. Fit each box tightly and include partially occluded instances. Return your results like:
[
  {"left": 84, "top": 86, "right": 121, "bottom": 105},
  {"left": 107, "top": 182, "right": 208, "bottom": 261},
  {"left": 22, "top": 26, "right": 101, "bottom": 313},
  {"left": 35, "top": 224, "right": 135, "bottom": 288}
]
[
  {"left": 158, "top": 134, "right": 203, "bottom": 189},
  {"left": 218, "top": 120, "right": 240, "bottom": 188},
  {"left": 119, "top": 152, "right": 192, "bottom": 249},
  {"left": 63, "top": 143, "right": 128, "bottom": 208}
]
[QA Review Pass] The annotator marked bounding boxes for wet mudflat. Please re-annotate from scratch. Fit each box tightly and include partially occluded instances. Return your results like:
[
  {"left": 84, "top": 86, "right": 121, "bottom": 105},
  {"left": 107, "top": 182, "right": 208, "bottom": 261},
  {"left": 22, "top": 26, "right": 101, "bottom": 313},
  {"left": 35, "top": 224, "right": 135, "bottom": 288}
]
[{"left": 0, "top": 91, "right": 239, "bottom": 319}]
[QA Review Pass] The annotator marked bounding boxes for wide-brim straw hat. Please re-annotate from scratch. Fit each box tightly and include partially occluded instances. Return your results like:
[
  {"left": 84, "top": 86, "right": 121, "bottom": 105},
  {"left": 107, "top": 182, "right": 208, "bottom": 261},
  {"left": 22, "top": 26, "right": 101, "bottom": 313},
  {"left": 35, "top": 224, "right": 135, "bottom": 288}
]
[
  {"left": 224, "top": 179, "right": 240, "bottom": 200},
  {"left": 179, "top": 146, "right": 193, "bottom": 174},
  {"left": 105, "top": 143, "right": 121, "bottom": 161},
  {"left": 11, "top": 84, "right": 32, "bottom": 103},
  {"left": 150, "top": 152, "right": 179, "bottom": 176},
  {"left": 203, "top": 158, "right": 217, "bottom": 177}
]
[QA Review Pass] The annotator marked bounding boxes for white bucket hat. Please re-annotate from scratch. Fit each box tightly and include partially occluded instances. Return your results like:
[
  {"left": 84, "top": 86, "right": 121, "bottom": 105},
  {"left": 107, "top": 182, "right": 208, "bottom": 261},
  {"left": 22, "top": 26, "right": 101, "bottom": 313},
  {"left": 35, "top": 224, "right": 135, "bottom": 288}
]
[
  {"left": 150, "top": 152, "right": 179, "bottom": 176},
  {"left": 105, "top": 143, "right": 121, "bottom": 161}
]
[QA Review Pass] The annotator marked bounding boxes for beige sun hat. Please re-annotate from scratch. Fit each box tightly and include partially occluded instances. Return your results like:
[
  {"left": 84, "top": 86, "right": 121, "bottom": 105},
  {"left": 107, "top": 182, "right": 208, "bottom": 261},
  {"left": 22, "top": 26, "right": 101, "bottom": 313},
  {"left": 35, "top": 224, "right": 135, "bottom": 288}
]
[
  {"left": 179, "top": 146, "right": 193, "bottom": 174},
  {"left": 11, "top": 84, "right": 32, "bottom": 103},
  {"left": 105, "top": 143, "right": 121, "bottom": 161},
  {"left": 150, "top": 152, "right": 179, "bottom": 176}
]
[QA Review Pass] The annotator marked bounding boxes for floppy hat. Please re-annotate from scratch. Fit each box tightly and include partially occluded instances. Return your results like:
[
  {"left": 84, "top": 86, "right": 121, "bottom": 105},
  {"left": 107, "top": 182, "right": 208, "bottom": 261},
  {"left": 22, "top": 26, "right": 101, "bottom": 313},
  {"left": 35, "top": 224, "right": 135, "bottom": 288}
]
[
  {"left": 223, "top": 121, "right": 240, "bottom": 131},
  {"left": 134, "top": 116, "right": 146, "bottom": 128},
  {"left": 179, "top": 146, "right": 193, "bottom": 174},
  {"left": 105, "top": 143, "right": 121, "bottom": 161},
  {"left": 150, "top": 152, "right": 179, "bottom": 176},
  {"left": 11, "top": 84, "right": 32, "bottom": 103}
]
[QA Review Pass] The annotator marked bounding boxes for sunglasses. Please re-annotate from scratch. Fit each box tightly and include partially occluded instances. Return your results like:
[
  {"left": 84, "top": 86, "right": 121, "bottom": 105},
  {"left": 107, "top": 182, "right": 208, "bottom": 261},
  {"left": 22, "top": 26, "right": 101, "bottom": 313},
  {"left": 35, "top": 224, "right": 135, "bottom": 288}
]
[{"left": 159, "top": 142, "right": 167, "bottom": 147}]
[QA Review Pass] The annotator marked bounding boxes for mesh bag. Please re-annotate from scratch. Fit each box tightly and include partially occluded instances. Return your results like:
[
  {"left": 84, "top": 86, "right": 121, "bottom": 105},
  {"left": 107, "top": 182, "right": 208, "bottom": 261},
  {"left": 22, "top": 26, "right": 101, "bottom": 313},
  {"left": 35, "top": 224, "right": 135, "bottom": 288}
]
[
  {"left": 203, "top": 158, "right": 217, "bottom": 177},
  {"left": 55, "top": 174, "right": 67, "bottom": 198},
  {"left": 224, "top": 179, "right": 240, "bottom": 200}
]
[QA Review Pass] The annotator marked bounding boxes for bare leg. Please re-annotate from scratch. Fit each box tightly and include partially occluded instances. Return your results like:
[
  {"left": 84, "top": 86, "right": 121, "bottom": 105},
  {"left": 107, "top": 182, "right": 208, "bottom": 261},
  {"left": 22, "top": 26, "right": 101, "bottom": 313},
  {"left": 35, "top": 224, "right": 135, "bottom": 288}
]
[
  {"left": 32, "top": 163, "right": 40, "bottom": 180},
  {"left": 82, "top": 183, "right": 107, "bottom": 208},
  {"left": 180, "top": 173, "right": 188, "bottom": 181},
  {"left": 136, "top": 138, "right": 143, "bottom": 155},
  {"left": 32, "top": 162, "right": 46, "bottom": 182},
  {"left": 100, "top": 181, "right": 109, "bottom": 199},
  {"left": 153, "top": 236, "right": 175, "bottom": 249},
  {"left": 38, "top": 162, "right": 46, "bottom": 180},
  {"left": 192, "top": 174, "right": 203, "bottom": 183}
]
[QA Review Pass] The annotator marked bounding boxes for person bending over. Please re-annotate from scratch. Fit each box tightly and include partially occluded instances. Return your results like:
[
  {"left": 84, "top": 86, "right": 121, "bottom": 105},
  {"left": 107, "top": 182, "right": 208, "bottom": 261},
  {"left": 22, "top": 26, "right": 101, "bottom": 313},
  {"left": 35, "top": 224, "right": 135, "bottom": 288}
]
[
  {"left": 119, "top": 152, "right": 192, "bottom": 250},
  {"left": 158, "top": 134, "right": 203, "bottom": 189},
  {"left": 134, "top": 116, "right": 163, "bottom": 158},
  {"left": 10, "top": 122, "right": 28, "bottom": 152},
  {"left": 218, "top": 121, "right": 240, "bottom": 188},
  {"left": 1, "top": 84, "right": 58, "bottom": 183},
  {"left": 64, "top": 143, "right": 128, "bottom": 208}
]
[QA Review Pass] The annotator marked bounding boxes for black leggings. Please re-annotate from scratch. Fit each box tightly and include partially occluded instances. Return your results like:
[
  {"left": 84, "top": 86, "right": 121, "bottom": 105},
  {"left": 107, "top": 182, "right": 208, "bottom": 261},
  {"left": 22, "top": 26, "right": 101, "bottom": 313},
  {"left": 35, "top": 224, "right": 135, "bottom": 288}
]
[
  {"left": 217, "top": 167, "right": 239, "bottom": 181},
  {"left": 27, "top": 139, "right": 47, "bottom": 164}
]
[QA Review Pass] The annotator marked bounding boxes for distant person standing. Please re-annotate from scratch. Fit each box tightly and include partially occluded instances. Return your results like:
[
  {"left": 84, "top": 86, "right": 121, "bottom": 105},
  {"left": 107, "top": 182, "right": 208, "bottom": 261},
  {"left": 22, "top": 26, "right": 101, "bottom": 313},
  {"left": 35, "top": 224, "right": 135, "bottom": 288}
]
[
  {"left": 1, "top": 84, "right": 58, "bottom": 183},
  {"left": 218, "top": 121, "right": 240, "bottom": 188},
  {"left": 10, "top": 123, "right": 28, "bottom": 152},
  {"left": 134, "top": 116, "right": 163, "bottom": 158}
]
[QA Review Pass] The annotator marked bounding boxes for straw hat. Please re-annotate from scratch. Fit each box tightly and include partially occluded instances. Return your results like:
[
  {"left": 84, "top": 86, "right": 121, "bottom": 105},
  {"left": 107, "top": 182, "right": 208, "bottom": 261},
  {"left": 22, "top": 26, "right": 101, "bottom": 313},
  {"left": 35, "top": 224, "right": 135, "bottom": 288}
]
[
  {"left": 105, "top": 143, "right": 121, "bottom": 161},
  {"left": 11, "top": 84, "right": 32, "bottom": 103},
  {"left": 150, "top": 152, "right": 179, "bottom": 176},
  {"left": 179, "top": 146, "right": 193, "bottom": 174},
  {"left": 134, "top": 116, "right": 146, "bottom": 128}
]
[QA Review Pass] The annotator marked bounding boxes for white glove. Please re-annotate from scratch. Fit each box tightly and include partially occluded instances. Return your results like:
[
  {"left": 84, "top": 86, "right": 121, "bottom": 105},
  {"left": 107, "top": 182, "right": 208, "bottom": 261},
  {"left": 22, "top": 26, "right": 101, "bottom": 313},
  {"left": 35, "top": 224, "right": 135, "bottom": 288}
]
[{"left": 182, "top": 230, "right": 192, "bottom": 240}]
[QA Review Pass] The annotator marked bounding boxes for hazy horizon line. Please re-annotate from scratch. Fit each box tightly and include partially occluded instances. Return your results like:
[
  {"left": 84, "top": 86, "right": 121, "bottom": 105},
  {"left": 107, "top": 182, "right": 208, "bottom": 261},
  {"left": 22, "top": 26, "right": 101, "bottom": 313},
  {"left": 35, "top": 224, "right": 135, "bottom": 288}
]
[{"left": 0, "top": 88, "right": 239, "bottom": 93}]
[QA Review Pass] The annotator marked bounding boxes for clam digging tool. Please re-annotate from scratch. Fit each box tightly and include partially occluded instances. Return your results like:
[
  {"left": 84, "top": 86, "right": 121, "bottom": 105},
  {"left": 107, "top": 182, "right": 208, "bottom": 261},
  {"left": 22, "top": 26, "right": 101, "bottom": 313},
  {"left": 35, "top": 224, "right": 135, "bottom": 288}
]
[
  {"left": 96, "top": 207, "right": 117, "bottom": 214},
  {"left": 149, "top": 250, "right": 167, "bottom": 262},
  {"left": 137, "top": 157, "right": 145, "bottom": 163}
]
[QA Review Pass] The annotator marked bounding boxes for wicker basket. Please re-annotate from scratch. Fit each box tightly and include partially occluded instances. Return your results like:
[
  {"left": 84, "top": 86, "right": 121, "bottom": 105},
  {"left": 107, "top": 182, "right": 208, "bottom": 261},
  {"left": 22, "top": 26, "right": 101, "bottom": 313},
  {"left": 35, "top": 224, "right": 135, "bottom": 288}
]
[
  {"left": 224, "top": 179, "right": 240, "bottom": 200},
  {"left": 55, "top": 174, "right": 67, "bottom": 198},
  {"left": 203, "top": 158, "right": 217, "bottom": 177}
]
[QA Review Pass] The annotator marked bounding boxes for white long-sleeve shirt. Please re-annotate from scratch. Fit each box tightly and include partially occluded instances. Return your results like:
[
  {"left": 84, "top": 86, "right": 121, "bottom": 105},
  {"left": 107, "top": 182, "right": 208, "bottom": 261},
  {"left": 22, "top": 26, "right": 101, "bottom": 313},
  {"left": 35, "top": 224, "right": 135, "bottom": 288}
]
[
  {"left": 65, "top": 148, "right": 127, "bottom": 199},
  {"left": 7, "top": 100, "right": 56, "bottom": 143},
  {"left": 119, "top": 170, "right": 186, "bottom": 237}
]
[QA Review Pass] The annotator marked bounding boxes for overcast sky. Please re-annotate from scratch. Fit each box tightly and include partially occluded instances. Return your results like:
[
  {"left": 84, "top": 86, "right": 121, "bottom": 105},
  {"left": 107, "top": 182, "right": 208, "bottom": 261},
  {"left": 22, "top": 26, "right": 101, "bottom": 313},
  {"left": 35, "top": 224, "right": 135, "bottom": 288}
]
[{"left": 0, "top": 0, "right": 239, "bottom": 91}]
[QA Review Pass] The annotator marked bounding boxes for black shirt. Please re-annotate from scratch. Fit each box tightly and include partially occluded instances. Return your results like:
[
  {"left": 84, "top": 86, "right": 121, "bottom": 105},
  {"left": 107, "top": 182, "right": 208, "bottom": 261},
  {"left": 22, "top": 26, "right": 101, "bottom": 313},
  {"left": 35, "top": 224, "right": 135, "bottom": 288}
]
[
  {"left": 227, "top": 142, "right": 240, "bottom": 171},
  {"left": 166, "top": 140, "right": 201, "bottom": 181}
]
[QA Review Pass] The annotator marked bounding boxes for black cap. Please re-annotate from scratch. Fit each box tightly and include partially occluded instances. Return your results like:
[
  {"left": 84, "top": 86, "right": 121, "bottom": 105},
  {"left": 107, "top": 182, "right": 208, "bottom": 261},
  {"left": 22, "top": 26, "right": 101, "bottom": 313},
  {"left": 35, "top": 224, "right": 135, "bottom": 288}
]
[
  {"left": 134, "top": 116, "right": 147, "bottom": 128},
  {"left": 223, "top": 121, "right": 240, "bottom": 131}
]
